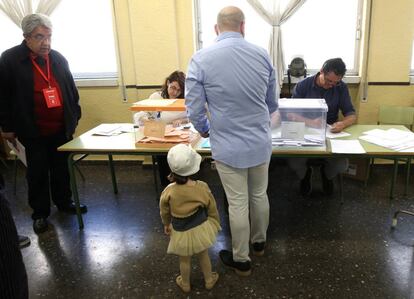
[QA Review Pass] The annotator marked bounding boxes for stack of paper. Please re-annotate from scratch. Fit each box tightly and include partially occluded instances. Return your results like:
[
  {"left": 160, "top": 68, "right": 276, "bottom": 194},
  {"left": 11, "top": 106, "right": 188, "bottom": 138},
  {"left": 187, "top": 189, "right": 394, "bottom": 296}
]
[
  {"left": 272, "top": 138, "right": 323, "bottom": 147},
  {"left": 305, "top": 135, "right": 324, "bottom": 145},
  {"left": 271, "top": 124, "right": 327, "bottom": 147},
  {"left": 358, "top": 128, "right": 414, "bottom": 152},
  {"left": 272, "top": 131, "right": 324, "bottom": 147},
  {"left": 132, "top": 99, "right": 176, "bottom": 107},
  {"left": 92, "top": 124, "right": 134, "bottom": 136},
  {"left": 137, "top": 126, "right": 194, "bottom": 144},
  {"left": 330, "top": 139, "right": 366, "bottom": 154},
  {"left": 323, "top": 125, "right": 350, "bottom": 139}
]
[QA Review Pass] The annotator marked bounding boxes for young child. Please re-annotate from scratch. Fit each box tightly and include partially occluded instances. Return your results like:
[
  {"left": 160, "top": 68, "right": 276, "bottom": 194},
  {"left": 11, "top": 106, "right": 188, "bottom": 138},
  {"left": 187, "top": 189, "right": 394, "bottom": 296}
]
[{"left": 160, "top": 144, "right": 221, "bottom": 293}]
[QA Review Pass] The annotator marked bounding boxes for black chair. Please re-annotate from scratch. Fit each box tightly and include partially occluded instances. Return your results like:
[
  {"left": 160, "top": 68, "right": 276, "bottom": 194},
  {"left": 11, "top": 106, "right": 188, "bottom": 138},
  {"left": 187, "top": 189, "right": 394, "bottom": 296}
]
[{"left": 307, "top": 159, "right": 344, "bottom": 203}]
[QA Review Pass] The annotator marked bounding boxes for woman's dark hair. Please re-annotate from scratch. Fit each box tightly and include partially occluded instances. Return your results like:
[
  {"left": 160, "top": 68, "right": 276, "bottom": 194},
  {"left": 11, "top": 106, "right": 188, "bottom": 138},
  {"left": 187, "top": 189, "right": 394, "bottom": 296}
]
[
  {"left": 168, "top": 172, "right": 188, "bottom": 185},
  {"left": 321, "top": 58, "right": 347, "bottom": 77},
  {"left": 160, "top": 70, "right": 186, "bottom": 99}
]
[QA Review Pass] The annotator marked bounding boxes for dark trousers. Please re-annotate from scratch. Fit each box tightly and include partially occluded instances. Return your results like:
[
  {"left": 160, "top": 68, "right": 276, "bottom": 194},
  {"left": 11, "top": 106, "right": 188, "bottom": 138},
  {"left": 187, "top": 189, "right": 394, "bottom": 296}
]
[
  {"left": 20, "top": 132, "right": 72, "bottom": 219},
  {"left": 0, "top": 193, "right": 28, "bottom": 299},
  {"left": 155, "top": 155, "right": 171, "bottom": 188}
]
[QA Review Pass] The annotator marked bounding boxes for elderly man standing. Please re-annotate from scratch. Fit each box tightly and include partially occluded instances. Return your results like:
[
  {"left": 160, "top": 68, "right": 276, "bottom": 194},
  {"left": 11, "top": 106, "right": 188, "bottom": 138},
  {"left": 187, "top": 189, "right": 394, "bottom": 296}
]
[
  {"left": 185, "top": 6, "right": 278, "bottom": 276},
  {"left": 0, "top": 13, "right": 87, "bottom": 234}
]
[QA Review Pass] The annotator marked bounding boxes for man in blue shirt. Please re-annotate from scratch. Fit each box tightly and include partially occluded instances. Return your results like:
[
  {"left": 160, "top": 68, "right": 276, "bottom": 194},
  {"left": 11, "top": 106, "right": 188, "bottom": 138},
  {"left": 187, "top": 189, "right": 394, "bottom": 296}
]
[
  {"left": 288, "top": 58, "right": 356, "bottom": 196},
  {"left": 185, "top": 6, "right": 278, "bottom": 276}
]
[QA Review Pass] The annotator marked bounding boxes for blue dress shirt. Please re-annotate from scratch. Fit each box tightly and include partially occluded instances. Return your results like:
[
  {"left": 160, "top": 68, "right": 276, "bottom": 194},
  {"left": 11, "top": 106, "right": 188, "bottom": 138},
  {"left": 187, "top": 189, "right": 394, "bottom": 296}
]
[
  {"left": 292, "top": 73, "right": 355, "bottom": 124},
  {"left": 185, "top": 32, "right": 278, "bottom": 168}
]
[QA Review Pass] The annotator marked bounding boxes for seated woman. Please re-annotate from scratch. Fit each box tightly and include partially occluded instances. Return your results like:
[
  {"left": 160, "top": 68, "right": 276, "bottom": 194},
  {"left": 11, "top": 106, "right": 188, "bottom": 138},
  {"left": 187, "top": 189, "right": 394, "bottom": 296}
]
[{"left": 134, "top": 70, "right": 188, "bottom": 188}]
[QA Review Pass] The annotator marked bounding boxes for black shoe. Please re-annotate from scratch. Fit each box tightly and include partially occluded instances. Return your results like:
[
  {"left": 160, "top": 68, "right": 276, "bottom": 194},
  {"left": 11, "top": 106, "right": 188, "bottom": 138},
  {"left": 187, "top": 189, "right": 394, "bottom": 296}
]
[
  {"left": 219, "top": 250, "right": 251, "bottom": 276},
  {"left": 18, "top": 235, "right": 31, "bottom": 248},
  {"left": 252, "top": 242, "right": 265, "bottom": 257},
  {"left": 321, "top": 167, "right": 334, "bottom": 195},
  {"left": 300, "top": 167, "right": 313, "bottom": 196},
  {"left": 58, "top": 202, "right": 88, "bottom": 214},
  {"left": 33, "top": 218, "right": 48, "bottom": 234}
]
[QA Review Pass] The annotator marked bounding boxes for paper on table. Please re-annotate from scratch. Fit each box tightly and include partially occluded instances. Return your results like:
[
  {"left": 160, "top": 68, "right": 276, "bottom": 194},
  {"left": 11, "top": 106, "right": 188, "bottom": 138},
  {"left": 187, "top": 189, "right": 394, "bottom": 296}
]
[
  {"left": 359, "top": 128, "right": 414, "bottom": 151},
  {"left": 362, "top": 128, "right": 386, "bottom": 138},
  {"left": 325, "top": 125, "right": 351, "bottom": 139},
  {"left": 326, "top": 130, "right": 351, "bottom": 139},
  {"left": 330, "top": 139, "right": 366, "bottom": 154},
  {"left": 6, "top": 139, "right": 27, "bottom": 166},
  {"left": 92, "top": 124, "right": 122, "bottom": 136},
  {"left": 362, "top": 128, "right": 412, "bottom": 141},
  {"left": 399, "top": 147, "right": 414, "bottom": 152},
  {"left": 133, "top": 99, "right": 176, "bottom": 107},
  {"left": 201, "top": 138, "right": 210, "bottom": 148},
  {"left": 92, "top": 123, "right": 134, "bottom": 136}
]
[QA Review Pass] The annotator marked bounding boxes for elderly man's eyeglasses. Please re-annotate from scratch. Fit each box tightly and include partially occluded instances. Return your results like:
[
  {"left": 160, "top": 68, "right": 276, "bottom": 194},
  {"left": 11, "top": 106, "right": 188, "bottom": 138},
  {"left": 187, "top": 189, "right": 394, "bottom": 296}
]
[{"left": 30, "top": 34, "right": 52, "bottom": 42}]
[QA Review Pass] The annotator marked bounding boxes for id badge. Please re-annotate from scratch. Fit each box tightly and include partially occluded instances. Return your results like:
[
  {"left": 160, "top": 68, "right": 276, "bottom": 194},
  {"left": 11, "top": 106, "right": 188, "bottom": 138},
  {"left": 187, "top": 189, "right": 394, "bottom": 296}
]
[{"left": 42, "top": 87, "right": 61, "bottom": 108}]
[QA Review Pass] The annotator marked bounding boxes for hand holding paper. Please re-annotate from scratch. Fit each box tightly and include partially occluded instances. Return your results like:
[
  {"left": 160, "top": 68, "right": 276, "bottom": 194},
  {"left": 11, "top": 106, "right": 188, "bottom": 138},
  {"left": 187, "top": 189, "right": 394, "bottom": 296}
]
[{"left": 6, "top": 139, "right": 27, "bottom": 166}]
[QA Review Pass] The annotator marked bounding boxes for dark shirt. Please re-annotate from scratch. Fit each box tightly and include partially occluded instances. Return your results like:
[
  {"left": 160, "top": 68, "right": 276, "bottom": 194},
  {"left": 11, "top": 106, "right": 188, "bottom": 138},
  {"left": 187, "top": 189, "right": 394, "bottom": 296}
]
[
  {"left": 32, "top": 57, "right": 64, "bottom": 136},
  {"left": 292, "top": 73, "right": 355, "bottom": 124}
]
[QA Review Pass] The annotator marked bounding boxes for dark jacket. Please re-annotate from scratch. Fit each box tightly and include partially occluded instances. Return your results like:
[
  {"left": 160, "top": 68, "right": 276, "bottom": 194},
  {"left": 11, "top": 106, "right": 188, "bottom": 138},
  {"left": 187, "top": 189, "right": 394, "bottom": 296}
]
[{"left": 0, "top": 41, "right": 81, "bottom": 139}]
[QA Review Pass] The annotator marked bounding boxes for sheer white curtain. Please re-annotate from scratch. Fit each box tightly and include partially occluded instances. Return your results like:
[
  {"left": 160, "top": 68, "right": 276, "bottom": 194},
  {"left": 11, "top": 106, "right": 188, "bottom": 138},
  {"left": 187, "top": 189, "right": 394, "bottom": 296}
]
[
  {"left": 0, "top": 0, "right": 61, "bottom": 28},
  {"left": 247, "top": 0, "right": 306, "bottom": 88}
]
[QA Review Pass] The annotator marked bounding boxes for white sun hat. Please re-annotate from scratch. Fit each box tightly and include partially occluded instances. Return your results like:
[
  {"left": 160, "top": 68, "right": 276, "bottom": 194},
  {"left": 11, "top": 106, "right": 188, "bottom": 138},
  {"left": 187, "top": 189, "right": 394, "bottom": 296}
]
[{"left": 167, "top": 144, "right": 202, "bottom": 176}]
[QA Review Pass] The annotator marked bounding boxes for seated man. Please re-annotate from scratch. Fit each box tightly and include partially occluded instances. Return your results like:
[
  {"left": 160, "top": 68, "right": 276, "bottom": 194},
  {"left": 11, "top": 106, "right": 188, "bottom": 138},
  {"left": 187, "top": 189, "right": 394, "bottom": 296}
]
[{"left": 287, "top": 58, "right": 356, "bottom": 196}]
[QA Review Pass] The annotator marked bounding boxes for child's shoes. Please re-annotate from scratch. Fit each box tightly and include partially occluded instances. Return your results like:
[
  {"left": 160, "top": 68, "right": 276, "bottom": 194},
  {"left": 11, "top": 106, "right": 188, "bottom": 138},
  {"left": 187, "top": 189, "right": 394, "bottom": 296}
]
[
  {"left": 176, "top": 275, "right": 191, "bottom": 293},
  {"left": 205, "top": 272, "right": 219, "bottom": 290}
]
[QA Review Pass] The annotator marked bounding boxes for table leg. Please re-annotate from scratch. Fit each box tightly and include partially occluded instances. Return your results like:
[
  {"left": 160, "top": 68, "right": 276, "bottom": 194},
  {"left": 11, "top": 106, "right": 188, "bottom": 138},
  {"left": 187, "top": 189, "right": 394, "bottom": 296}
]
[
  {"left": 108, "top": 154, "right": 118, "bottom": 194},
  {"left": 405, "top": 158, "right": 411, "bottom": 196},
  {"left": 152, "top": 155, "right": 159, "bottom": 199},
  {"left": 390, "top": 160, "right": 398, "bottom": 199},
  {"left": 338, "top": 173, "right": 344, "bottom": 204},
  {"left": 68, "top": 153, "right": 84, "bottom": 229}
]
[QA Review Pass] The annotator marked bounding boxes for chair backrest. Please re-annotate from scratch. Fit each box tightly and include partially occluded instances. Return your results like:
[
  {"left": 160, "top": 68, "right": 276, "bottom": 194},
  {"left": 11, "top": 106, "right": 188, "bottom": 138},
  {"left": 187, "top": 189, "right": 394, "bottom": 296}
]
[{"left": 378, "top": 105, "right": 414, "bottom": 129}]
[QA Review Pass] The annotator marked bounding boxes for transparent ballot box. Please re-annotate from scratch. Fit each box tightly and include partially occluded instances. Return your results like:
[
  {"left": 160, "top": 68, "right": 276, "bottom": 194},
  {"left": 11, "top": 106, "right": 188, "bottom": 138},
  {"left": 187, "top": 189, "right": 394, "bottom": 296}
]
[{"left": 272, "top": 98, "right": 328, "bottom": 147}]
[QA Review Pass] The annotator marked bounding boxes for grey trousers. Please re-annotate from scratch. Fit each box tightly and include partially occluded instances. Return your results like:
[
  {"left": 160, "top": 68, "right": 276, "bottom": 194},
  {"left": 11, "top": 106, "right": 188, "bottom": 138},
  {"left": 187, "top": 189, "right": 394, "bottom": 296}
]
[{"left": 216, "top": 161, "right": 269, "bottom": 262}]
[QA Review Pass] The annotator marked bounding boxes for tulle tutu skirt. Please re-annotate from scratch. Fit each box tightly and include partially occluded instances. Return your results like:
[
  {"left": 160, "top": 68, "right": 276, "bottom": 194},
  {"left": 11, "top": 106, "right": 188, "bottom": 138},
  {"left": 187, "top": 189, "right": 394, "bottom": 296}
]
[{"left": 167, "top": 217, "right": 221, "bottom": 256}]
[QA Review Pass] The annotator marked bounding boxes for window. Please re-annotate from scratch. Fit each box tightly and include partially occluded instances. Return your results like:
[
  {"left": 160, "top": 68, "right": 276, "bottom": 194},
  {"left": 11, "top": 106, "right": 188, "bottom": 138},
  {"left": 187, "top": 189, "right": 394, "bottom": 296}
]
[
  {"left": 196, "top": 0, "right": 362, "bottom": 75},
  {"left": 0, "top": 0, "right": 117, "bottom": 80}
]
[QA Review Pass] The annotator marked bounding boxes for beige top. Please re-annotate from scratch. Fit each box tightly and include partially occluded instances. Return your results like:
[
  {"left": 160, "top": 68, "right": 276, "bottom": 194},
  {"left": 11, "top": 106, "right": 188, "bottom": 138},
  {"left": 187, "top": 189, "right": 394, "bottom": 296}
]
[{"left": 159, "top": 180, "right": 220, "bottom": 226}]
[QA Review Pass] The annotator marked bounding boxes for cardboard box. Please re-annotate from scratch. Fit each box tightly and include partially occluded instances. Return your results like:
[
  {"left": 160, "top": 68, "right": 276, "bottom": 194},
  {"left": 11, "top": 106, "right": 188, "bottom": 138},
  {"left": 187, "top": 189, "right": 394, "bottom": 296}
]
[
  {"left": 342, "top": 158, "right": 370, "bottom": 181},
  {"left": 130, "top": 98, "right": 186, "bottom": 112},
  {"left": 136, "top": 129, "right": 200, "bottom": 149}
]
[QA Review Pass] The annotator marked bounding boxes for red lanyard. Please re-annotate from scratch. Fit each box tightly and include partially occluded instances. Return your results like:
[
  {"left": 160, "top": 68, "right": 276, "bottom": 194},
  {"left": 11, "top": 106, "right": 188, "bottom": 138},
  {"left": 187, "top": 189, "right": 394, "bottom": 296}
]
[{"left": 31, "top": 55, "right": 51, "bottom": 88}]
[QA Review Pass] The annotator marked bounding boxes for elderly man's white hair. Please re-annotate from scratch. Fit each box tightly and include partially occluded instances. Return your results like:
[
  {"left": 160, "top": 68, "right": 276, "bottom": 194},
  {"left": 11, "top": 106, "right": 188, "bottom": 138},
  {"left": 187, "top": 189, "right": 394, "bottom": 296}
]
[{"left": 21, "top": 13, "right": 52, "bottom": 36}]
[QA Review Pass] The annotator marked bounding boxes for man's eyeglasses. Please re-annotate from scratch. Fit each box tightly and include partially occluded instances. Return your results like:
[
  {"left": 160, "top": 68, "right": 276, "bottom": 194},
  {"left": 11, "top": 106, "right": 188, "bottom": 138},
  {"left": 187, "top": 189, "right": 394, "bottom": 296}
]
[
  {"left": 323, "top": 74, "right": 342, "bottom": 86},
  {"left": 30, "top": 34, "right": 52, "bottom": 42}
]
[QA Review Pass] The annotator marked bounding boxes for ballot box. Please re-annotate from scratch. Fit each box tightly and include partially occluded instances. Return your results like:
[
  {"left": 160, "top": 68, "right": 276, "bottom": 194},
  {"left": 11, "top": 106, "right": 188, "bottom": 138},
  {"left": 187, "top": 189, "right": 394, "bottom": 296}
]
[
  {"left": 272, "top": 98, "right": 328, "bottom": 147},
  {"left": 129, "top": 98, "right": 199, "bottom": 148}
]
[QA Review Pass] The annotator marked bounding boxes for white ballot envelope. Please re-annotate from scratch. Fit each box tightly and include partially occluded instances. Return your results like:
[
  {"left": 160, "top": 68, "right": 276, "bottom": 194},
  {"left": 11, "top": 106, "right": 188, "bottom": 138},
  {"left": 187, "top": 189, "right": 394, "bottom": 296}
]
[{"left": 281, "top": 121, "right": 305, "bottom": 140}]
